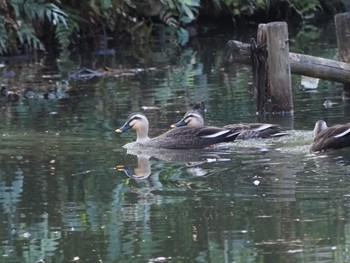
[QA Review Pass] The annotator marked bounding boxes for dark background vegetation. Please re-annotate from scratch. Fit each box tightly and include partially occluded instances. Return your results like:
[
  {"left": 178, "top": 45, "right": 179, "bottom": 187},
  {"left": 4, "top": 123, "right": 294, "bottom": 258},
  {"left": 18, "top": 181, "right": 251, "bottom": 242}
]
[{"left": 0, "top": 0, "right": 348, "bottom": 55}]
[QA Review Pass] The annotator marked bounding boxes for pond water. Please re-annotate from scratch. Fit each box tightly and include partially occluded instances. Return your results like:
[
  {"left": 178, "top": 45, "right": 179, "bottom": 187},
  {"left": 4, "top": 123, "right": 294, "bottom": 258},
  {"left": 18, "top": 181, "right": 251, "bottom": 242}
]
[{"left": 1, "top": 21, "right": 350, "bottom": 263}]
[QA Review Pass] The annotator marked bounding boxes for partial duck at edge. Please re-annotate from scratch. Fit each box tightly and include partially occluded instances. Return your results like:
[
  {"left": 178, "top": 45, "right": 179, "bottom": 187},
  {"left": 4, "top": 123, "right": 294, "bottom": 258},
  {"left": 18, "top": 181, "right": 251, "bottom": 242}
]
[{"left": 311, "top": 120, "right": 350, "bottom": 152}]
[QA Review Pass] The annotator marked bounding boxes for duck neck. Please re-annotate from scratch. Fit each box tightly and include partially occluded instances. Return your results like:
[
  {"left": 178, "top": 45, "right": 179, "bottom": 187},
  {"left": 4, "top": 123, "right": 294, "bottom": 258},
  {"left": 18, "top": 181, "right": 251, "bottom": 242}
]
[
  {"left": 136, "top": 126, "right": 150, "bottom": 143},
  {"left": 313, "top": 120, "right": 327, "bottom": 137},
  {"left": 134, "top": 154, "right": 151, "bottom": 177}
]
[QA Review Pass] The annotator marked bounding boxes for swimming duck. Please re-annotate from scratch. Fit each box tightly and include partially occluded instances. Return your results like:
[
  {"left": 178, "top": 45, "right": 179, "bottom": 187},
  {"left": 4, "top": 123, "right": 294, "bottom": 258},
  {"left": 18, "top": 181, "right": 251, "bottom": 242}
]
[
  {"left": 115, "top": 112, "right": 240, "bottom": 150},
  {"left": 310, "top": 120, "right": 350, "bottom": 152},
  {"left": 171, "top": 110, "right": 287, "bottom": 140}
]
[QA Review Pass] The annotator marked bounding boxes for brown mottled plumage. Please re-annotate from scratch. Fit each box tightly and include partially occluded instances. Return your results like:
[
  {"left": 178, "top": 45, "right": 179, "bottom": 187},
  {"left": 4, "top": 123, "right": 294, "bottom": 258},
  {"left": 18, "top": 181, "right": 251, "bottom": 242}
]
[
  {"left": 311, "top": 120, "right": 350, "bottom": 152},
  {"left": 115, "top": 112, "right": 239, "bottom": 150},
  {"left": 171, "top": 110, "right": 287, "bottom": 140}
]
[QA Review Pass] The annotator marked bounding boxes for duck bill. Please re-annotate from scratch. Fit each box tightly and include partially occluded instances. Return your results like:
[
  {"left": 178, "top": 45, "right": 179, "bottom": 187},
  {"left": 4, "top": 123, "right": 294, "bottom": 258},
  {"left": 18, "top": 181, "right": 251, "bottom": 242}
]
[
  {"left": 116, "top": 164, "right": 125, "bottom": 170},
  {"left": 171, "top": 119, "right": 187, "bottom": 128},
  {"left": 115, "top": 122, "right": 132, "bottom": 133}
]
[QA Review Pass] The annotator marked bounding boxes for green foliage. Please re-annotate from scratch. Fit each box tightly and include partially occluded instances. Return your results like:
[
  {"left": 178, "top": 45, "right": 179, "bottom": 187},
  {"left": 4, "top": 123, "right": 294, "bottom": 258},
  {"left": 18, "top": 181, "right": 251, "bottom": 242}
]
[
  {"left": 177, "top": 27, "right": 190, "bottom": 45},
  {"left": 159, "top": 0, "right": 200, "bottom": 24},
  {"left": 0, "top": 0, "right": 77, "bottom": 54},
  {"left": 16, "top": 22, "right": 44, "bottom": 51},
  {"left": 55, "top": 15, "right": 80, "bottom": 49},
  {"left": 287, "top": 0, "right": 322, "bottom": 19},
  {"left": 0, "top": 0, "right": 338, "bottom": 55},
  {"left": 11, "top": 0, "right": 66, "bottom": 23},
  {"left": 172, "top": 0, "right": 200, "bottom": 21},
  {"left": 215, "top": 0, "right": 322, "bottom": 19},
  {"left": 152, "top": 0, "right": 200, "bottom": 44}
]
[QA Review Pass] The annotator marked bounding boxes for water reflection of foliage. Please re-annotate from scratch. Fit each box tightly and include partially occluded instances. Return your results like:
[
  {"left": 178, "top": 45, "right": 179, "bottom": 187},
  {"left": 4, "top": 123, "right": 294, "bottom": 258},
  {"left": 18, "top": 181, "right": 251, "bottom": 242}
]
[{"left": 290, "top": 22, "right": 338, "bottom": 56}]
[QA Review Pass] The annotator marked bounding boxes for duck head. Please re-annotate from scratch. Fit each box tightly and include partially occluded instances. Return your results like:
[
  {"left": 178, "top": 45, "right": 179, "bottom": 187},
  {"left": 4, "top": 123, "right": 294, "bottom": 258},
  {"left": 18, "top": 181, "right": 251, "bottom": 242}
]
[
  {"left": 313, "top": 120, "right": 328, "bottom": 137},
  {"left": 171, "top": 110, "right": 204, "bottom": 128},
  {"left": 115, "top": 113, "right": 150, "bottom": 143}
]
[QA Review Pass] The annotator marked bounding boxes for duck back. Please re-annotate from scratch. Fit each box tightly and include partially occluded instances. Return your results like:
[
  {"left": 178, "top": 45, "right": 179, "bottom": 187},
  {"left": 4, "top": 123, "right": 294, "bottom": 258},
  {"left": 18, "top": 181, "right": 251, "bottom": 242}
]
[
  {"left": 142, "top": 126, "right": 239, "bottom": 149},
  {"left": 224, "top": 123, "right": 286, "bottom": 139}
]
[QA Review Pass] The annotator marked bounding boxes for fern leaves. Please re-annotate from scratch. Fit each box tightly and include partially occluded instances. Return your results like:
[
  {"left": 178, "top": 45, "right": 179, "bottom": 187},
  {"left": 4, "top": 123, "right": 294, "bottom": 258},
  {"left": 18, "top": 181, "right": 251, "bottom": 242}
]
[
  {"left": 16, "top": 22, "right": 45, "bottom": 51},
  {"left": 0, "top": 0, "right": 76, "bottom": 54}
]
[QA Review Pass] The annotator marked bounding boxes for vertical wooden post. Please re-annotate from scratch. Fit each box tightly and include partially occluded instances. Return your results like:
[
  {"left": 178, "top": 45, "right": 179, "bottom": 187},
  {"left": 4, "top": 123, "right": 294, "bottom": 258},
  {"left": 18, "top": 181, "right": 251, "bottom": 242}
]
[
  {"left": 335, "top": 12, "right": 350, "bottom": 99},
  {"left": 252, "top": 22, "right": 293, "bottom": 115},
  {"left": 253, "top": 24, "right": 269, "bottom": 115},
  {"left": 266, "top": 22, "right": 293, "bottom": 114}
]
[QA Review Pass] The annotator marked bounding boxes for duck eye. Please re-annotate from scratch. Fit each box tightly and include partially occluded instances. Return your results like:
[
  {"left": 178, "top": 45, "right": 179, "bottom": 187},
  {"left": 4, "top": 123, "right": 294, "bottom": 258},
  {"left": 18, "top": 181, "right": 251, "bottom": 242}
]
[{"left": 131, "top": 116, "right": 141, "bottom": 121}]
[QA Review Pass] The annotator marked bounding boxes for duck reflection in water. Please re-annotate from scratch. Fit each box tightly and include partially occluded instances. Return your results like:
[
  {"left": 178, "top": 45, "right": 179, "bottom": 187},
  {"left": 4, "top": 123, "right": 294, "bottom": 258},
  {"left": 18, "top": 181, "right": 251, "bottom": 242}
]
[
  {"left": 117, "top": 154, "right": 151, "bottom": 180},
  {"left": 117, "top": 147, "right": 231, "bottom": 180}
]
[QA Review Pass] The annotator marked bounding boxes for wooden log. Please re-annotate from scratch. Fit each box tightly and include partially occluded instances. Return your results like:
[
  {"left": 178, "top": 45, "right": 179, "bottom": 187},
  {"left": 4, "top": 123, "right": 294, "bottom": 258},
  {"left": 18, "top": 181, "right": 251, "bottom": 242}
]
[
  {"left": 225, "top": 40, "right": 350, "bottom": 83},
  {"left": 335, "top": 12, "right": 350, "bottom": 99}
]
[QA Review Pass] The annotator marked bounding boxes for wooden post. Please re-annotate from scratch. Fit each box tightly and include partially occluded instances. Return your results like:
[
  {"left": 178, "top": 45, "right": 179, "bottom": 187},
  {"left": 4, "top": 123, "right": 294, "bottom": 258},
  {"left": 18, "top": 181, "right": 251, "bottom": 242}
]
[
  {"left": 252, "top": 22, "right": 293, "bottom": 115},
  {"left": 266, "top": 22, "right": 293, "bottom": 114},
  {"left": 335, "top": 12, "right": 350, "bottom": 99},
  {"left": 252, "top": 24, "right": 269, "bottom": 115}
]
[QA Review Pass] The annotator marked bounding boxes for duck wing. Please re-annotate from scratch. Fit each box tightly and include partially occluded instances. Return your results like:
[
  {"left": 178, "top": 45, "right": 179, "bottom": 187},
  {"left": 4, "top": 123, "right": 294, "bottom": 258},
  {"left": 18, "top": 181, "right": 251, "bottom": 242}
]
[
  {"left": 146, "top": 126, "right": 239, "bottom": 149},
  {"left": 224, "top": 123, "right": 285, "bottom": 139}
]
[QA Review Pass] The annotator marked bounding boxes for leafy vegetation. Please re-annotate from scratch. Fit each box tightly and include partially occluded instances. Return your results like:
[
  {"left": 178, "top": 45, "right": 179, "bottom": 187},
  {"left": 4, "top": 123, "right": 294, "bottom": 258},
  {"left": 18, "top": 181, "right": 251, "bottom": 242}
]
[
  {"left": 0, "top": 0, "right": 345, "bottom": 55},
  {"left": 215, "top": 0, "right": 323, "bottom": 18}
]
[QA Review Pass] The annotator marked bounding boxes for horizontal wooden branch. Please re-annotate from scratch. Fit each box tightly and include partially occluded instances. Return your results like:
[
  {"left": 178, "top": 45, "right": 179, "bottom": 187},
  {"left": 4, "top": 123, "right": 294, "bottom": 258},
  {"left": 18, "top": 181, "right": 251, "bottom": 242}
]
[{"left": 226, "top": 40, "right": 350, "bottom": 83}]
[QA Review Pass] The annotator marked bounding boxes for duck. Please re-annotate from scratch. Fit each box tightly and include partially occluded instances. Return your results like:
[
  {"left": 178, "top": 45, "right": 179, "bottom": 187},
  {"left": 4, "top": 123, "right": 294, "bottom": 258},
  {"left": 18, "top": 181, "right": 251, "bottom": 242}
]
[
  {"left": 115, "top": 112, "right": 240, "bottom": 150},
  {"left": 171, "top": 110, "right": 287, "bottom": 140},
  {"left": 310, "top": 120, "right": 350, "bottom": 152},
  {"left": 323, "top": 99, "right": 337, "bottom": 109}
]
